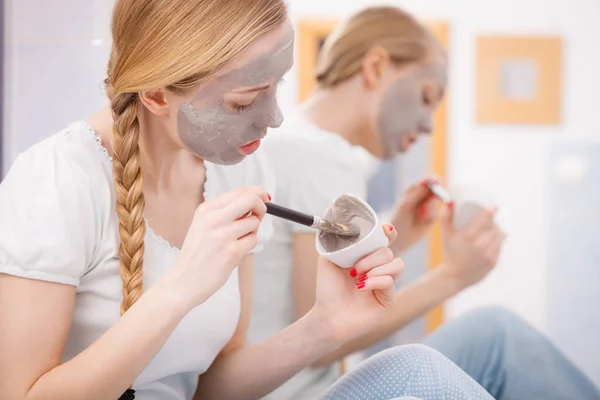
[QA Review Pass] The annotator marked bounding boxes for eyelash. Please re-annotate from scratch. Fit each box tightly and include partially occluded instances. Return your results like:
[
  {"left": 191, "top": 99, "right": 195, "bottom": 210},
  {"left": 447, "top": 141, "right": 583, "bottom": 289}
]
[
  {"left": 233, "top": 102, "right": 257, "bottom": 113},
  {"left": 232, "top": 78, "right": 286, "bottom": 113}
]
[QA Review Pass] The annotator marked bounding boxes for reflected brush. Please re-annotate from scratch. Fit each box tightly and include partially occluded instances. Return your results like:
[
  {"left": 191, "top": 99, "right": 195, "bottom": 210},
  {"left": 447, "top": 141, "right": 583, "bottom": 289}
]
[
  {"left": 426, "top": 181, "right": 453, "bottom": 204},
  {"left": 265, "top": 202, "right": 360, "bottom": 237}
]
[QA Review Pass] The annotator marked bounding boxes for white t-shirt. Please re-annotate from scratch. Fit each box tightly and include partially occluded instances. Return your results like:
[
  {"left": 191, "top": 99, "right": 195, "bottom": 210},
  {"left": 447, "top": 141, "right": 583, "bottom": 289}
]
[
  {"left": 249, "top": 117, "right": 376, "bottom": 400},
  {"left": 0, "top": 121, "right": 274, "bottom": 400}
]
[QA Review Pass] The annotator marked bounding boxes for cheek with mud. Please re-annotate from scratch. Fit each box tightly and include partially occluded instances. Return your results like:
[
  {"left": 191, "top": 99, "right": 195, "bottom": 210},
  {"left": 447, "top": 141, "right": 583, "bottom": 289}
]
[
  {"left": 377, "top": 78, "right": 423, "bottom": 157},
  {"left": 176, "top": 32, "right": 292, "bottom": 165},
  {"left": 318, "top": 195, "right": 376, "bottom": 252}
]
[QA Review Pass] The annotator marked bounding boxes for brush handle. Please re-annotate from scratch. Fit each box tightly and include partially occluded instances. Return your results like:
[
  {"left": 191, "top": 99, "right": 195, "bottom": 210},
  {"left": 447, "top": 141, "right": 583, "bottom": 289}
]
[{"left": 265, "top": 202, "right": 315, "bottom": 228}]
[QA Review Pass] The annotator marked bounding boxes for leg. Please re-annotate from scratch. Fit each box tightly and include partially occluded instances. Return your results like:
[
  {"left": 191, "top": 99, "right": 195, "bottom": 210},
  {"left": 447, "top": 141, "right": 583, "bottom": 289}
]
[
  {"left": 424, "top": 306, "right": 600, "bottom": 400},
  {"left": 318, "top": 344, "right": 493, "bottom": 400}
]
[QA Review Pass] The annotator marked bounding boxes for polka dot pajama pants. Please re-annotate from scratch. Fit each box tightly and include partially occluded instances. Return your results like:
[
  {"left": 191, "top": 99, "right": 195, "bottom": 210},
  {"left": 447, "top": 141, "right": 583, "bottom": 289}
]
[{"left": 318, "top": 344, "right": 493, "bottom": 400}]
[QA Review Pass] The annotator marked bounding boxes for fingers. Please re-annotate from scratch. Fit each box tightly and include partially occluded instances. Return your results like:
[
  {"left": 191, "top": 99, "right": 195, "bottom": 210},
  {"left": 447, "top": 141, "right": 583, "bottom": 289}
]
[
  {"left": 354, "top": 247, "right": 395, "bottom": 277},
  {"left": 418, "top": 196, "right": 442, "bottom": 222},
  {"left": 485, "top": 230, "right": 506, "bottom": 262},
  {"left": 464, "top": 208, "right": 497, "bottom": 238},
  {"left": 356, "top": 275, "right": 395, "bottom": 291},
  {"left": 473, "top": 226, "right": 498, "bottom": 248},
  {"left": 382, "top": 224, "right": 397, "bottom": 244},
  {"left": 232, "top": 232, "right": 259, "bottom": 257},
  {"left": 440, "top": 202, "right": 455, "bottom": 232},
  {"left": 202, "top": 187, "right": 270, "bottom": 211},
  {"left": 358, "top": 257, "right": 404, "bottom": 280},
  {"left": 227, "top": 215, "right": 261, "bottom": 239},
  {"left": 403, "top": 179, "right": 435, "bottom": 207},
  {"left": 221, "top": 192, "right": 268, "bottom": 222}
]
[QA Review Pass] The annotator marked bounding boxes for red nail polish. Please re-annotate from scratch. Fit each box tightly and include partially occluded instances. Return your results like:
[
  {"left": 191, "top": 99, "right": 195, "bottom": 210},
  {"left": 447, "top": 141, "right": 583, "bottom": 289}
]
[
  {"left": 350, "top": 268, "right": 357, "bottom": 278},
  {"left": 356, "top": 282, "right": 366, "bottom": 289},
  {"left": 358, "top": 275, "right": 368, "bottom": 282},
  {"left": 387, "top": 225, "right": 394, "bottom": 232},
  {"left": 267, "top": 193, "right": 272, "bottom": 201}
]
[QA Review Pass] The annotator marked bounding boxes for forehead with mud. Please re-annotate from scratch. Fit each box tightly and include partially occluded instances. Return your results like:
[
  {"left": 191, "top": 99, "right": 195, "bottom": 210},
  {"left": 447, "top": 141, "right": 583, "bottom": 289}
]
[{"left": 318, "top": 195, "right": 376, "bottom": 253}]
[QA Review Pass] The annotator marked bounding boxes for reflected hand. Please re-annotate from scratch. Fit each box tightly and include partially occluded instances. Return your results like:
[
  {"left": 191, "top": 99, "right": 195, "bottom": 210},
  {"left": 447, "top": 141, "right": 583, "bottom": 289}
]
[
  {"left": 390, "top": 177, "right": 443, "bottom": 253},
  {"left": 440, "top": 205, "right": 506, "bottom": 289}
]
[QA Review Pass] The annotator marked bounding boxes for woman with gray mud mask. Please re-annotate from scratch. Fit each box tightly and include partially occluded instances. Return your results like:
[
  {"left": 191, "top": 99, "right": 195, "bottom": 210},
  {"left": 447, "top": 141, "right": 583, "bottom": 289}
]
[
  {"left": 251, "top": 5, "right": 600, "bottom": 400},
  {"left": 0, "top": 1, "right": 505, "bottom": 400}
]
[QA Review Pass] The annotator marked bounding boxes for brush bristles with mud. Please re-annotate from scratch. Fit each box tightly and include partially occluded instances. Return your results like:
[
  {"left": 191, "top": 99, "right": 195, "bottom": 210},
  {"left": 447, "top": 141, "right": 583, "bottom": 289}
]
[{"left": 316, "top": 219, "right": 360, "bottom": 237}]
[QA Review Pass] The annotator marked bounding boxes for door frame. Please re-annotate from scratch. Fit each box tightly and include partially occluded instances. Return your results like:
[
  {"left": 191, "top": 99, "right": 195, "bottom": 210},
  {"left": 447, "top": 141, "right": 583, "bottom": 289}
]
[{"left": 297, "top": 18, "right": 449, "bottom": 334}]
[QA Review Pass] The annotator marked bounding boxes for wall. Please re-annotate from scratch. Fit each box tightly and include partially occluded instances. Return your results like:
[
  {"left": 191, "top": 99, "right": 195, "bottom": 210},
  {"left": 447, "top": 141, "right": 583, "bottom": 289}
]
[
  {"left": 3, "top": 0, "right": 599, "bottom": 378},
  {"left": 2, "top": 0, "right": 113, "bottom": 173}
]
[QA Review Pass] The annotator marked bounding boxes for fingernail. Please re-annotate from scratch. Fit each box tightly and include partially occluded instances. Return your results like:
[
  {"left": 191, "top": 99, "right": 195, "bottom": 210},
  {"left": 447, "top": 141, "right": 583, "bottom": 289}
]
[
  {"left": 349, "top": 268, "right": 357, "bottom": 278},
  {"left": 356, "top": 282, "right": 366, "bottom": 290},
  {"left": 267, "top": 193, "right": 272, "bottom": 201},
  {"left": 420, "top": 181, "right": 429, "bottom": 188},
  {"left": 358, "top": 275, "right": 368, "bottom": 282}
]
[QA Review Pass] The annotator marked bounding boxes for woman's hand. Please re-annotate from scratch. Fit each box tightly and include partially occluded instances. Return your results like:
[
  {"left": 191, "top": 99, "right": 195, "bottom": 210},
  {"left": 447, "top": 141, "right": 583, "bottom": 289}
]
[
  {"left": 439, "top": 204, "right": 505, "bottom": 290},
  {"left": 389, "top": 177, "right": 443, "bottom": 253},
  {"left": 311, "top": 224, "right": 404, "bottom": 343},
  {"left": 164, "top": 187, "right": 270, "bottom": 311}
]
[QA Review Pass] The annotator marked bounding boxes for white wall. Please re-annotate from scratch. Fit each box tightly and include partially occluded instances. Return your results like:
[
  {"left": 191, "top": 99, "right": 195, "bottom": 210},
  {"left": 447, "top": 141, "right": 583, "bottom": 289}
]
[
  {"left": 2, "top": 0, "right": 113, "bottom": 173},
  {"left": 3, "top": 0, "right": 599, "bottom": 367}
]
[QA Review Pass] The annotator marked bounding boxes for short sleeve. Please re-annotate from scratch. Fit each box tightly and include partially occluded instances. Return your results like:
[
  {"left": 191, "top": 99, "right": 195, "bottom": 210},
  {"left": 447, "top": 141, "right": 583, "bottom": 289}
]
[{"left": 0, "top": 142, "right": 100, "bottom": 286}]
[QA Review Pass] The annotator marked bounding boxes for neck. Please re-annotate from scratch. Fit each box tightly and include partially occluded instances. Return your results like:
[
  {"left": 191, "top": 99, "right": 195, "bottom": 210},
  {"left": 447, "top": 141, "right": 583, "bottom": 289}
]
[
  {"left": 89, "top": 106, "right": 205, "bottom": 193},
  {"left": 137, "top": 110, "right": 205, "bottom": 190},
  {"left": 298, "top": 82, "right": 372, "bottom": 150}
]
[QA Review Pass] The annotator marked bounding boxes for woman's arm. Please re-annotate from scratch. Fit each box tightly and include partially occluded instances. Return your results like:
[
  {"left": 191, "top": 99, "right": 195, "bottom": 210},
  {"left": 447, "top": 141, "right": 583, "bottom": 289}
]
[
  {"left": 0, "top": 273, "right": 187, "bottom": 400},
  {"left": 195, "top": 256, "right": 339, "bottom": 400},
  {"left": 291, "top": 233, "right": 461, "bottom": 367}
]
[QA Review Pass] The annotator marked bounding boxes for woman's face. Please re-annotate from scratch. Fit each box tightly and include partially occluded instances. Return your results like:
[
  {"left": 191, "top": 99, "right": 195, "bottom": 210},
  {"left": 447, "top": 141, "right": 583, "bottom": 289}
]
[
  {"left": 172, "top": 20, "right": 294, "bottom": 165},
  {"left": 369, "top": 54, "right": 447, "bottom": 159}
]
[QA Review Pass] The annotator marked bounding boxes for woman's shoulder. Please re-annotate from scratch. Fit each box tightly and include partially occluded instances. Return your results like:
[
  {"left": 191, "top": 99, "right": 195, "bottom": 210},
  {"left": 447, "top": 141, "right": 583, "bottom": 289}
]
[
  {"left": 6, "top": 121, "right": 114, "bottom": 191},
  {"left": 0, "top": 122, "right": 114, "bottom": 286}
]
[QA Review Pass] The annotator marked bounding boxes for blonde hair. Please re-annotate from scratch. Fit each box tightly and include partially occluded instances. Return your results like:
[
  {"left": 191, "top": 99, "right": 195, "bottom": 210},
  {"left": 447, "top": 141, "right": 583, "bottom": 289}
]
[
  {"left": 105, "top": 0, "right": 287, "bottom": 317},
  {"left": 316, "top": 6, "right": 439, "bottom": 88}
]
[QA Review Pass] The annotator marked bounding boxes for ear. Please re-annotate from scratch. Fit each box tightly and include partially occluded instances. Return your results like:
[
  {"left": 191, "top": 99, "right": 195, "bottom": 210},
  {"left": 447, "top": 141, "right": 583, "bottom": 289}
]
[
  {"left": 139, "top": 88, "right": 170, "bottom": 116},
  {"left": 361, "top": 46, "right": 391, "bottom": 90}
]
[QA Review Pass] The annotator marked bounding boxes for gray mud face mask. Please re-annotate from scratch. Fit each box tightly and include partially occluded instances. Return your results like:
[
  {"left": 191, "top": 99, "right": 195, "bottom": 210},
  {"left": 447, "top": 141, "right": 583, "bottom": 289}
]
[
  {"left": 377, "top": 64, "right": 446, "bottom": 158},
  {"left": 178, "top": 32, "right": 294, "bottom": 165}
]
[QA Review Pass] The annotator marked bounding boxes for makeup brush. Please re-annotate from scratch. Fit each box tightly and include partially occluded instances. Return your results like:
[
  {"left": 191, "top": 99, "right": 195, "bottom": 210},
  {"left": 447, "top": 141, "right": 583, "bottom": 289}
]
[
  {"left": 265, "top": 202, "right": 360, "bottom": 237},
  {"left": 426, "top": 181, "right": 453, "bottom": 204}
]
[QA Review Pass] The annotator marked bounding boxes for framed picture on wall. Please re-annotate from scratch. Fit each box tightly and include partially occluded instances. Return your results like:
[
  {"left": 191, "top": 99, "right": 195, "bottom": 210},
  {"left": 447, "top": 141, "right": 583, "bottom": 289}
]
[
  {"left": 476, "top": 35, "right": 563, "bottom": 125},
  {"left": 298, "top": 18, "right": 450, "bottom": 334}
]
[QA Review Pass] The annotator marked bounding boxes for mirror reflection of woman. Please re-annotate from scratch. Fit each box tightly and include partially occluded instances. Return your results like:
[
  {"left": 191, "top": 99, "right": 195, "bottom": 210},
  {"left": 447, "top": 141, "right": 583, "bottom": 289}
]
[
  {"left": 251, "top": 6, "right": 600, "bottom": 400},
  {"left": 0, "top": 1, "right": 497, "bottom": 400}
]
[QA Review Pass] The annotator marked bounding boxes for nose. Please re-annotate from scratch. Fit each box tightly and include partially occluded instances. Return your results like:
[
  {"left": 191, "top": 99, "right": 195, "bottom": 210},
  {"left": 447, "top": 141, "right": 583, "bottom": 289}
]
[
  {"left": 256, "top": 103, "right": 284, "bottom": 129},
  {"left": 268, "top": 104, "right": 284, "bottom": 129},
  {"left": 419, "top": 115, "right": 434, "bottom": 134}
]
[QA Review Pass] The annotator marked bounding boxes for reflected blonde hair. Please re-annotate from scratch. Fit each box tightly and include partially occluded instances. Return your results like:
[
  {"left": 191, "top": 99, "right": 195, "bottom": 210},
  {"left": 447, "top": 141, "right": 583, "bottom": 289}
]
[
  {"left": 316, "top": 6, "right": 439, "bottom": 88},
  {"left": 105, "top": 0, "right": 287, "bottom": 317}
]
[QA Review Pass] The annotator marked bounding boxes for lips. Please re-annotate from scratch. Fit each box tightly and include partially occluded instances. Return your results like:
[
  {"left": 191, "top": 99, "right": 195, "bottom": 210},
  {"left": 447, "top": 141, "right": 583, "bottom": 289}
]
[{"left": 238, "top": 139, "right": 261, "bottom": 155}]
